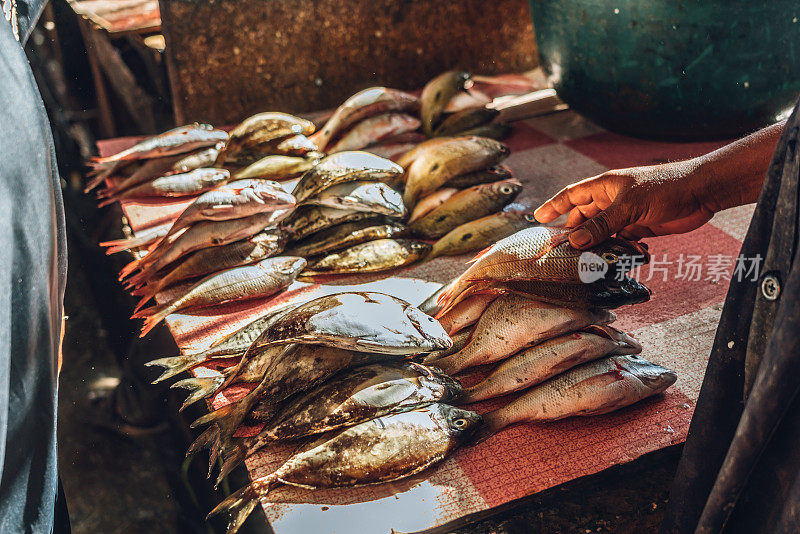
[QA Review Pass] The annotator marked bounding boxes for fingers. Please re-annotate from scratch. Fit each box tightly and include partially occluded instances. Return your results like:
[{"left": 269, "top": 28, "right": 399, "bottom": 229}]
[
  {"left": 534, "top": 180, "right": 598, "bottom": 223},
  {"left": 569, "top": 202, "right": 632, "bottom": 249},
  {"left": 565, "top": 204, "right": 601, "bottom": 228}
]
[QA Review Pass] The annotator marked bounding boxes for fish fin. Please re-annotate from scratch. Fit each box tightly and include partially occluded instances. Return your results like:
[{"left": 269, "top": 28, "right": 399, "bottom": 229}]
[
  {"left": 118, "top": 258, "right": 142, "bottom": 280},
  {"left": 191, "top": 403, "right": 237, "bottom": 429},
  {"left": 208, "top": 476, "right": 278, "bottom": 534},
  {"left": 97, "top": 196, "right": 118, "bottom": 208},
  {"left": 100, "top": 234, "right": 162, "bottom": 255},
  {"left": 187, "top": 425, "right": 219, "bottom": 457},
  {"left": 215, "top": 442, "right": 247, "bottom": 489},
  {"left": 172, "top": 376, "right": 225, "bottom": 411},
  {"left": 133, "top": 294, "right": 155, "bottom": 313},
  {"left": 131, "top": 304, "right": 159, "bottom": 319},
  {"left": 145, "top": 352, "right": 212, "bottom": 383},
  {"left": 138, "top": 306, "right": 173, "bottom": 337},
  {"left": 466, "top": 244, "right": 494, "bottom": 264}
]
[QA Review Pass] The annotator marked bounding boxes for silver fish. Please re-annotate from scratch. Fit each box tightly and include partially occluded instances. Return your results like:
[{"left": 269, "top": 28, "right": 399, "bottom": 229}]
[
  {"left": 478, "top": 355, "right": 677, "bottom": 440},
  {"left": 291, "top": 151, "right": 403, "bottom": 203},
  {"left": 209, "top": 404, "right": 481, "bottom": 534},
  {"left": 299, "top": 180, "right": 405, "bottom": 217},
  {"left": 462, "top": 326, "right": 643, "bottom": 402}
]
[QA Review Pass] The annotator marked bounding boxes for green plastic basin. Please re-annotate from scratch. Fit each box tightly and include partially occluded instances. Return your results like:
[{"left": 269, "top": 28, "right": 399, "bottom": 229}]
[{"left": 530, "top": 1, "right": 800, "bottom": 140}]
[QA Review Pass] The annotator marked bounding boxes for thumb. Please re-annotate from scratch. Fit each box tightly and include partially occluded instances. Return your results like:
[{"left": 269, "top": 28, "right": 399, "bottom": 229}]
[{"left": 569, "top": 202, "right": 631, "bottom": 249}]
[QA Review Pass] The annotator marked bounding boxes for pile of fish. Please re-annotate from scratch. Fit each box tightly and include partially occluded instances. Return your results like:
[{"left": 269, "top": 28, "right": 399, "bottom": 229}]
[
  {"left": 85, "top": 72, "right": 679, "bottom": 532},
  {"left": 422, "top": 226, "right": 676, "bottom": 438},
  {"left": 146, "top": 290, "right": 482, "bottom": 533},
  {"left": 90, "top": 72, "right": 539, "bottom": 312}
]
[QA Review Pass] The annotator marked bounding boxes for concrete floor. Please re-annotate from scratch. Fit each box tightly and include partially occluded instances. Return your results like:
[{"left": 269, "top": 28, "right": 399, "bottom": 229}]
[{"left": 57, "top": 234, "right": 182, "bottom": 533}]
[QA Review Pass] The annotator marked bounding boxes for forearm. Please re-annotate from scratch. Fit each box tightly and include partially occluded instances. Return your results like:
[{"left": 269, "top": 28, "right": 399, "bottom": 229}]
[{"left": 690, "top": 121, "right": 785, "bottom": 213}]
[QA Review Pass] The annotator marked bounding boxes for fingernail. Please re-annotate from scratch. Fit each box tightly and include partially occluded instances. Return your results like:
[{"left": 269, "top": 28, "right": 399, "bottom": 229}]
[{"left": 570, "top": 229, "right": 592, "bottom": 248}]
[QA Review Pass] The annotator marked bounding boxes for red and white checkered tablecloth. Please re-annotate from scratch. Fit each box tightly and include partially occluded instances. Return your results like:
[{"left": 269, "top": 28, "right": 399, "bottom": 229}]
[{"left": 98, "top": 103, "right": 755, "bottom": 533}]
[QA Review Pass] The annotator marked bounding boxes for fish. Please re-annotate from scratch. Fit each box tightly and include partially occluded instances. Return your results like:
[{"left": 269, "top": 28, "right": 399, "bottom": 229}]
[
  {"left": 434, "top": 295, "right": 615, "bottom": 375},
  {"left": 217, "top": 362, "right": 463, "bottom": 483},
  {"left": 299, "top": 181, "right": 405, "bottom": 217},
  {"left": 394, "top": 137, "right": 454, "bottom": 170},
  {"left": 219, "top": 113, "right": 315, "bottom": 165},
  {"left": 328, "top": 113, "right": 421, "bottom": 153},
  {"left": 433, "top": 107, "right": 499, "bottom": 137},
  {"left": 98, "top": 168, "right": 231, "bottom": 205},
  {"left": 247, "top": 291, "right": 452, "bottom": 356},
  {"left": 435, "top": 226, "right": 650, "bottom": 316},
  {"left": 283, "top": 219, "right": 406, "bottom": 258},
  {"left": 99, "top": 222, "right": 172, "bottom": 255},
  {"left": 89, "top": 123, "right": 228, "bottom": 165},
  {"left": 436, "top": 292, "right": 498, "bottom": 336},
  {"left": 409, "top": 179, "right": 522, "bottom": 239},
  {"left": 283, "top": 206, "right": 387, "bottom": 241},
  {"left": 423, "top": 328, "right": 471, "bottom": 362},
  {"left": 462, "top": 326, "right": 643, "bottom": 403},
  {"left": 145, "top": 309, "right": 291, "bottom": 383},
  {"left": 159, "top": 180, "right": 295, "bottom": 241},
  {"left": 487, "top": 276, "right": 653, "bottom": 310},
  {"left": 446, "top": 164, "right": 513, "bottom": 189},
  {"left": 291, "top": 151, "right": 403, "bottom": 203},
  {"left": 273, "top": 134, "right": 318, "bottom": 156},
  {"left": 232, "top": 155, "right": 318, "bottom": 181},
  {"left": 407, "top": 188, "right": 459, "bottom": 224},
  {"left": 132, "top": 227, "right": 290, "bottom": 304},
  {"left": 120, "top": 212, "right": 282, "bottom": 289},
  {"left": 443, "top": 87, "right": 492, "bottom": 113},
  {"left": 89, "top": 152, "right": 194, "bottom": 194},
  {"left": 208, "top": 404, "right": 482, "bottom": 534},
  {"left": 121, "top": 182, "right": 294, "bottom": 279},
  {"left": 477, "top": 355, "right": 677, "bottom": 440},
  {"left": 171, "top": 146, "right": 223, "bottom": 173},
  {"left": 302, "top": 239, "right": 430, "bottom": 277},
  {"left": 310, "top": 87, "right": 420, "bottom": 150},
  {"left": 134, "top": 256, "right": 306, "bottom": 337},
  {"left": 403, "top": 136, "right": 510, "bottom": 207},
  {"left": 188, "top": 343, "right": 412, "bottom": 465},
  {"left": 420, "top": 71, "right": 472, "bottom": 135},
  {"left": 458, "top": 122, "right": 513, "bottom": 140},
  {"left": 366, "top": 142, "right": 421, "bottom": 162},
  {"left": 428, "top": 210, "right": 538, "bottom": 259}
]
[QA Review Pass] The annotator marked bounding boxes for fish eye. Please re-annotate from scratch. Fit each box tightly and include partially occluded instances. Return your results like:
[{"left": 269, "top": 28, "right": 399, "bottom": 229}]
[
  {"left": 453, "top": 418, "right": 467, "bottom": 428},
  {"left": 524, "top": 214, "right": 537, "bottom": 223},
  {"left": 602, "top": 252, "right": 618, "bottom": 263},
  {"left": 500, "top": 185, "right": 513, "bottom": 194}
]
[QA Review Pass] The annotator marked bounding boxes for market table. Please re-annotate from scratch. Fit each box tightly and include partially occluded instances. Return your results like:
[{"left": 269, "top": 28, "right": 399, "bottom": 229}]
[{"left": 97, "top": 109, "right": 754, "bottom": 533}]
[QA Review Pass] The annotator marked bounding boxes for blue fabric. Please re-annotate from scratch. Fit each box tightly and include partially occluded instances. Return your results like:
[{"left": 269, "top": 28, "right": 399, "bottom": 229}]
[{"left": 0, "top": 7, "right": 67, "bottom": 533}]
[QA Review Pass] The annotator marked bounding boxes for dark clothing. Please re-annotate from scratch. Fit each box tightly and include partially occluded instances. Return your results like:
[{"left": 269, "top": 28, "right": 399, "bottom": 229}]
[
  {"left": 0, "top": 3, "right": 68, "bottom": 532},
  {"left": 662, "top": 103, "right": 800, "bottom": 532}
]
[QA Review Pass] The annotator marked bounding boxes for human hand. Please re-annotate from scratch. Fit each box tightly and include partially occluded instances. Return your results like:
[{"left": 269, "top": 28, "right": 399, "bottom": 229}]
[{"left": 534, "top": 160, "right": 719, "bottom": 249}]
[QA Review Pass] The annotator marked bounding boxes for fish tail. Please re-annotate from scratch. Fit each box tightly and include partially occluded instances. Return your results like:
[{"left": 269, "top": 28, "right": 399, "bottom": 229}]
[
  {"left": 190, "top": 403, "right": 237, "bottom": 429},
  {"left": 187, "top": 424, "right": 219, "bottom": 457},
  {"left": 215, "top": 442, "right": 248, "bottom": 489},
  {"left": 138, "top": 306, "right": 173, "bottom": 337},
  {"left": 118, "top": 258, "right": 143, "bottom": 280},
  {"left": 145, "top": 352, "right": 213, "bottom": 383},
  {"left": 172, "top": 375, "right": 225, "bottom": 411},
  {"left": 208, "top": 476, "right": 278, "bottom": 534},
  {"left": 100, "top": 234, "right": 159, "bottom": 255},
  {"left": 132, "top": 293, "right": 155, "bottom": 314}
]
